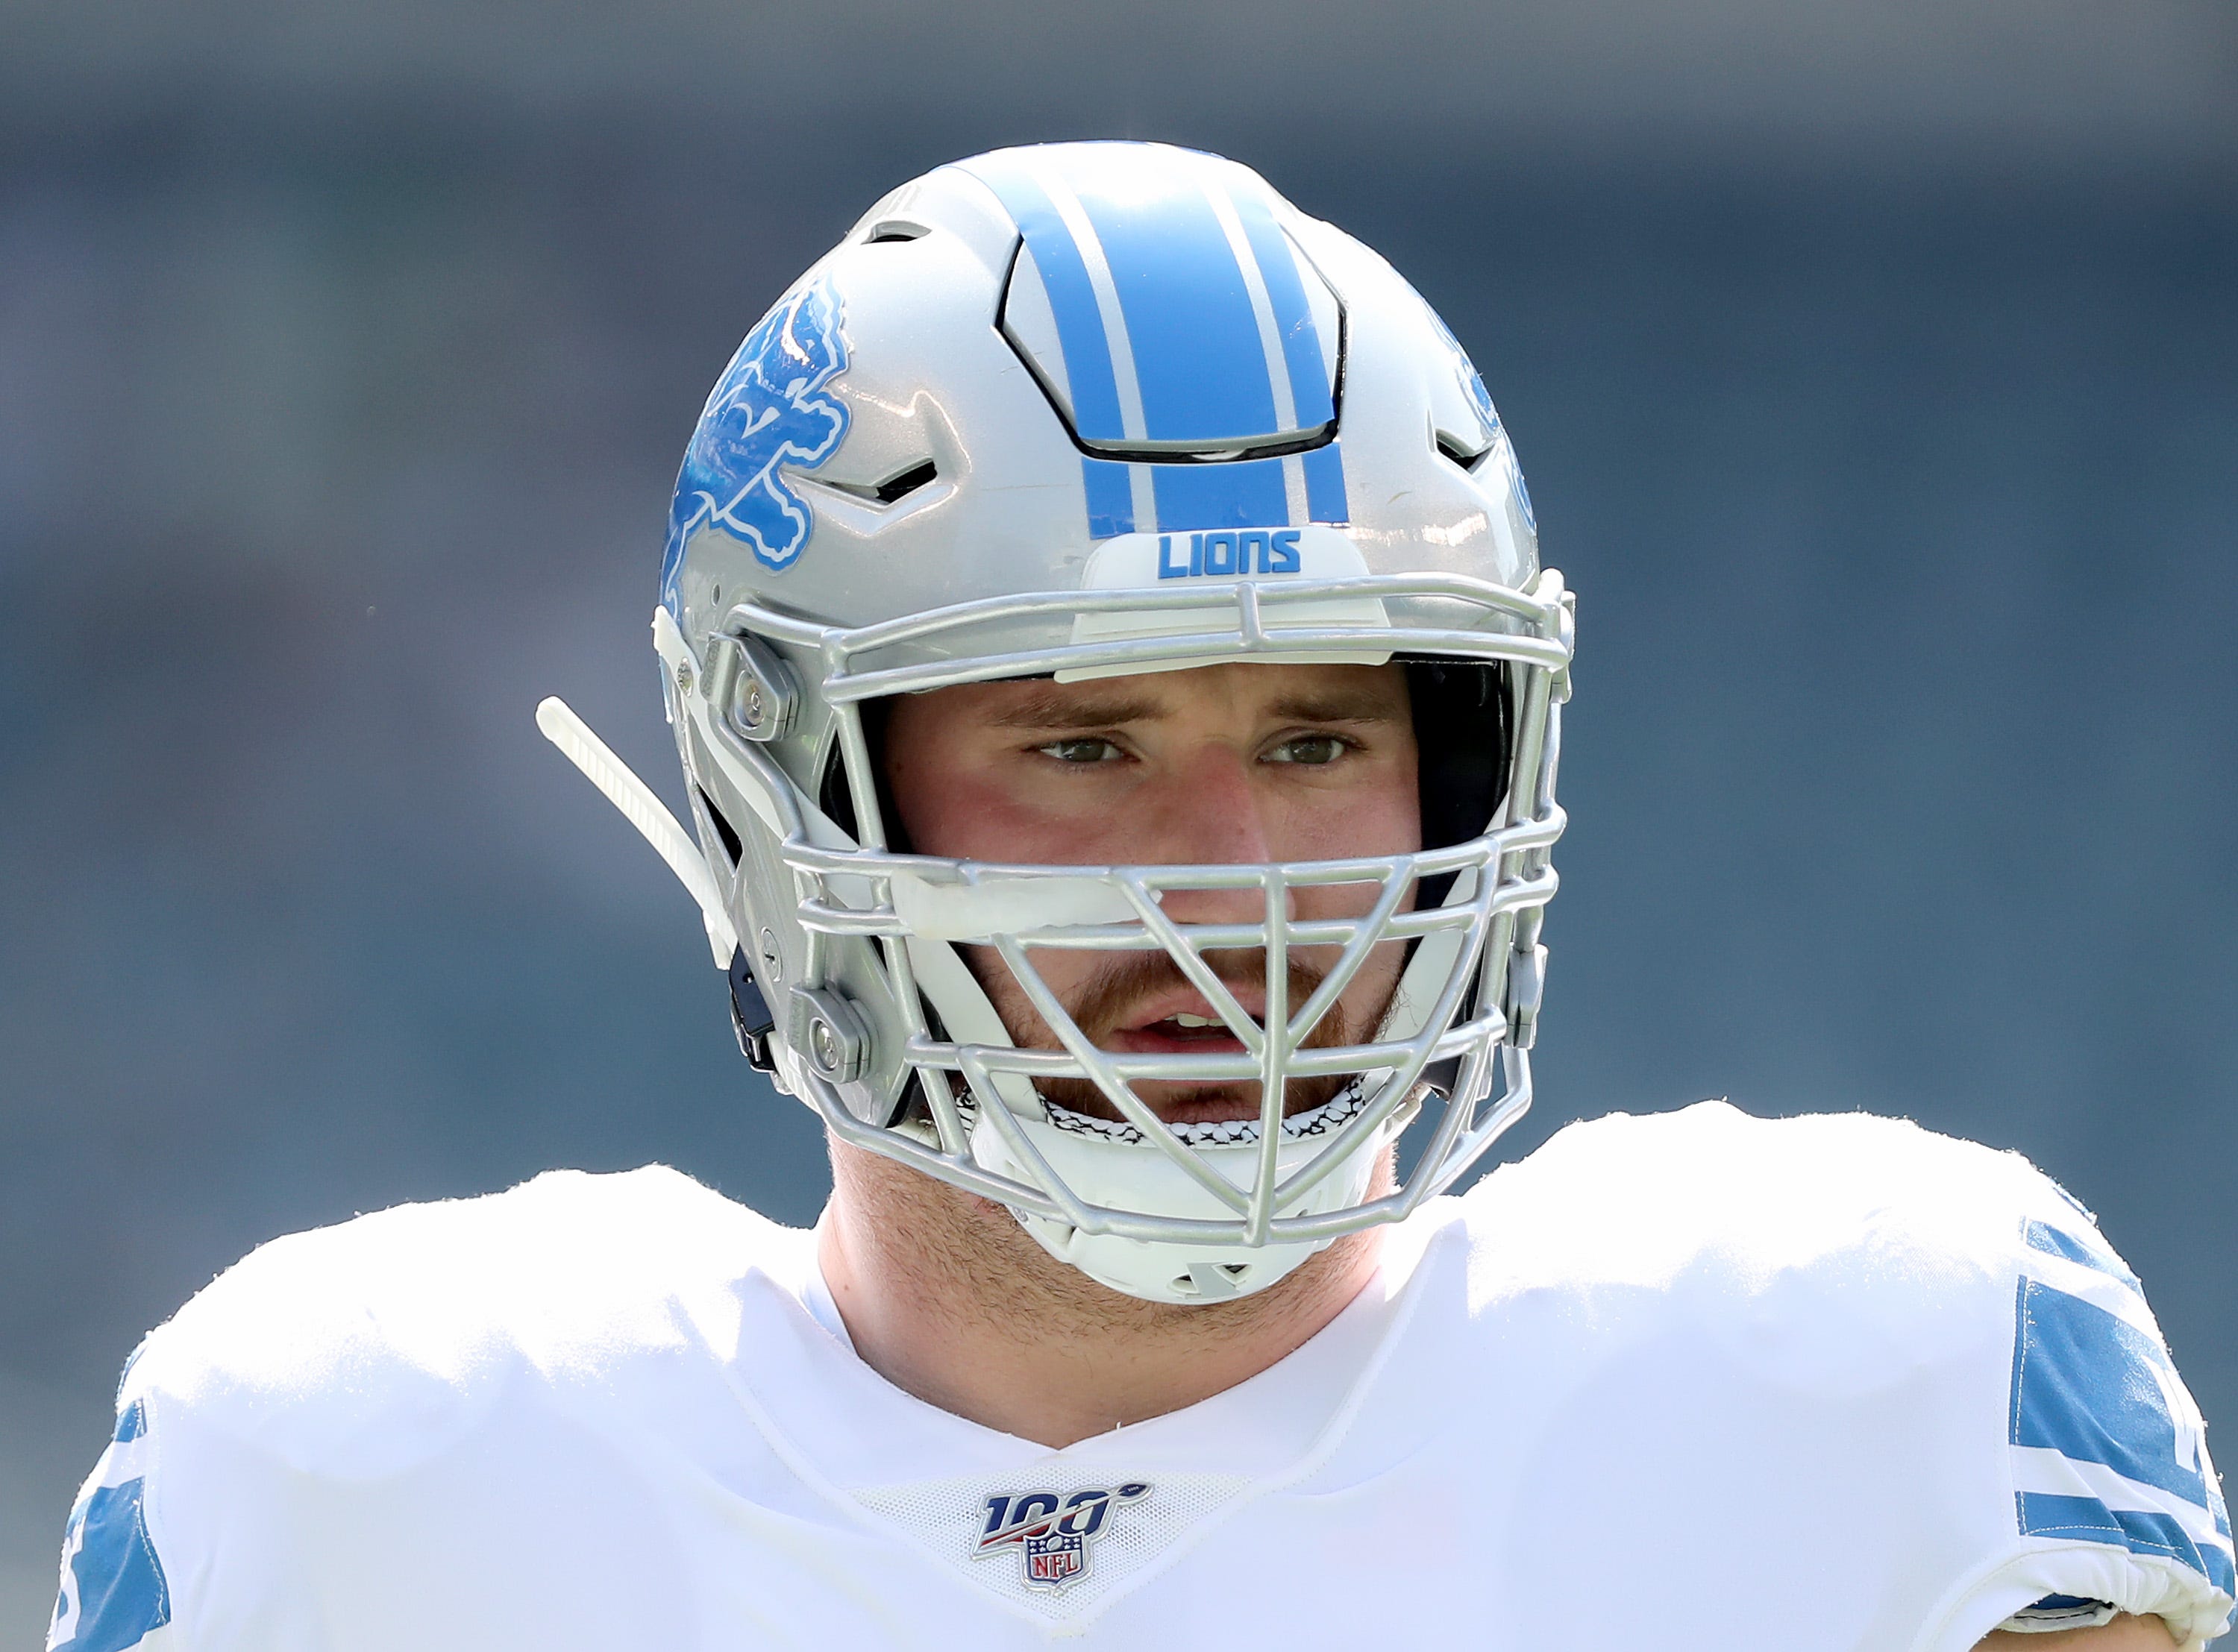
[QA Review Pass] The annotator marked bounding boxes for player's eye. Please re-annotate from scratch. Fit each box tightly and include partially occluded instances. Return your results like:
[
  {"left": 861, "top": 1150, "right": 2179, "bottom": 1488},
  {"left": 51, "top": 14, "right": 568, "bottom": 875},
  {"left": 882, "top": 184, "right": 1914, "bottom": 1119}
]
[
  {"left": 1038, "top": 736, "right": 1125, "bottom": 764},
  {"left": 1264, "top": 733, "right": 1349, "bottom": 766}
]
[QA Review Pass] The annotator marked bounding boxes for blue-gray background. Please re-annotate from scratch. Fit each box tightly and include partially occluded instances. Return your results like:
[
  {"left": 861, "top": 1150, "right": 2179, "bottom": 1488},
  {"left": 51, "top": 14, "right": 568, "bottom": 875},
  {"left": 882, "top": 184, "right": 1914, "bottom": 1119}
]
[{"left": 3, "top": 0, "right": 2234, "bottom": 1636}]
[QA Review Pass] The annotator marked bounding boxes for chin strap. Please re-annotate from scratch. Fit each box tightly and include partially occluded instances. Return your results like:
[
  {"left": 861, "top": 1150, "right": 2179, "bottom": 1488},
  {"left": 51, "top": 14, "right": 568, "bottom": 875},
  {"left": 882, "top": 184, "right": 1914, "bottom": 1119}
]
[{"left": 534, "top": 695, "right": 739, "bottom": 967}]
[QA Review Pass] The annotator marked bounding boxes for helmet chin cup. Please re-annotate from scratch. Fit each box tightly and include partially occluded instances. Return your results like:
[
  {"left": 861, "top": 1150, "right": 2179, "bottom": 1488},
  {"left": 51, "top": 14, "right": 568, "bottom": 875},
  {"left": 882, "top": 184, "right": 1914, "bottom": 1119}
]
[
  {"left": 968, "top": 1097, "right": 1417, "bottom": 1304},
  {"left": 544, "top": 142, "right": 1573, "bottom": 1304}
]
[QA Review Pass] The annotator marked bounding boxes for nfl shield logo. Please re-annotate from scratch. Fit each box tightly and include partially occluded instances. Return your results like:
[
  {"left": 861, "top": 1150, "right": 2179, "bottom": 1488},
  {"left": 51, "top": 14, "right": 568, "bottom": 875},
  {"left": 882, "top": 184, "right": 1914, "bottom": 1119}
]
[
  {"left": 1024, "top": 1527, "right": 1085, "bottom": 1586},
  {"left": 974, "top": 1482, "right": 1150, "bottom": 1593}
]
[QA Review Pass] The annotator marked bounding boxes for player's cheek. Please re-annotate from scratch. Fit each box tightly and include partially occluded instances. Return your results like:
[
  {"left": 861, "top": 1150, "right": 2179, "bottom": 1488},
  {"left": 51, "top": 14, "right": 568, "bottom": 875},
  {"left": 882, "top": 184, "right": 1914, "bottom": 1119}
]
[
  {"left": 949, "top": 773, "right": 1119, "bottom": 864},
  {"left": 1290, "top": 779, "right": 1420, "bottom": 870},
  {"left": 1012, "top": 943, "right": 1097, "bottom": 1011},
  {"left": 1311, "top": 938, "right": 1409, "bottom": 1045}
]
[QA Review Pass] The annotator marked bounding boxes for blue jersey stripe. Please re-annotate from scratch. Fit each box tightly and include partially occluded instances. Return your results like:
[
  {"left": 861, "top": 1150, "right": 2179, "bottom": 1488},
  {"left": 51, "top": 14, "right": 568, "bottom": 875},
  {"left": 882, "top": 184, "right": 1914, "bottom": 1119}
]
[
  {"left": 1152, "top": 459, "right": 1291, "bottom": 532},
  {"left": 2025, "top": 1219, "right": 2143, "bottom": 1293},
  {"left": 1229, "top": 192, "right": 1335, "bottom": 429},
  {"left": 1301, "top": 442, "right": 1350, "bottom": 524},
  {"left": 2018, "top": 1492, "right": 2234, "bottom": 1595},
  {"left": 54, "top": 1478, "right": 170, "bottom": 1652},
  {"left": 2011, "top": 1279, "right": 2207, "bottom": 1508},
  {"left": 1067, "top": 168, "right": 1279, "bottom": 447},
  {"left": 1082, "top": 458, "right": 1135, "bottom": 539},
  {"left": 965, "top": 160, "right": 1129, "bottom": 445}
]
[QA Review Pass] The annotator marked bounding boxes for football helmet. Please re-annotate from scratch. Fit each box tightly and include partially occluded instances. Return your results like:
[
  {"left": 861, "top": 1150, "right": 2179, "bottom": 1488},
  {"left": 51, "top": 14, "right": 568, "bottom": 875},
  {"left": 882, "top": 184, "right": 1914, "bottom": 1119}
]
[{"left": 542, "top": 141, "right": 1572, "bottom": 1303}]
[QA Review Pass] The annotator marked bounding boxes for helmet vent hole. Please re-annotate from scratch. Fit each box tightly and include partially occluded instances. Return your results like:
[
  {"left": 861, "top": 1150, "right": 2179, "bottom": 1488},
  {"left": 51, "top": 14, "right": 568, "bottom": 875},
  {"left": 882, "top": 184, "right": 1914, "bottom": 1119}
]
[
  {"left": 1435, "top": 430, "right": 1491, "bottom": 471},
  {"left": 864, "top": 219, "right": 929, "bottom": 244},
  {"left": 823, "top": 459, "right": 939, "bottom": 506},
  {"left": 873, "top": 459, "right": 938, "bottom": 503}
]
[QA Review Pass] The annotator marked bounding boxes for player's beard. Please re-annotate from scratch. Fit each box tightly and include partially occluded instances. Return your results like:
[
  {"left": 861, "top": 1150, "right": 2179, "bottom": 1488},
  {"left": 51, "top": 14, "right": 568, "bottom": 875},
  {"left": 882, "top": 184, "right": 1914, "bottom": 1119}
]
[{"left": 970, "top": 944, "right": 1388, "bottom": 1125}]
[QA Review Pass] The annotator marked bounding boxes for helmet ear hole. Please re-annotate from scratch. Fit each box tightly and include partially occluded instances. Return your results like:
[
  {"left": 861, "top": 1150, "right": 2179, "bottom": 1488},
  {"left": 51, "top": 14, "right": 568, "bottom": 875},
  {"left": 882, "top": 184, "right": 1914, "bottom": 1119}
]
[
  {"left": 817, "top": 700, "right": 909, "bottom": 852},
  {"left": 1407, "top": 660, "right": 1511, "bottom": 914},
  {"left": 1407, "top": 661, "right": 1511, "bottom": 852},
  {"left": 818, "top": 738, "right": 862, "bottom": 844}
]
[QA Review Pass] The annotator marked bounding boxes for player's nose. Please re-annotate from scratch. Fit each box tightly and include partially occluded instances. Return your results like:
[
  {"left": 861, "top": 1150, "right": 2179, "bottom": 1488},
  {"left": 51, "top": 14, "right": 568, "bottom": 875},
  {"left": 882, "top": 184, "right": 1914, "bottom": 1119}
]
[{"left": 1138, "top": 747, "right": 1295, "bottom": 929}]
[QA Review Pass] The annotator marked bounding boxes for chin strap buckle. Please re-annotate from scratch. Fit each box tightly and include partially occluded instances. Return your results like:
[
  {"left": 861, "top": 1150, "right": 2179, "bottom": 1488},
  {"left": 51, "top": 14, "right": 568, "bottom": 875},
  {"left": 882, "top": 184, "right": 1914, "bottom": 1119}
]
[{"left": 727, "top": 948, "right": 777, "bottom": 1073}]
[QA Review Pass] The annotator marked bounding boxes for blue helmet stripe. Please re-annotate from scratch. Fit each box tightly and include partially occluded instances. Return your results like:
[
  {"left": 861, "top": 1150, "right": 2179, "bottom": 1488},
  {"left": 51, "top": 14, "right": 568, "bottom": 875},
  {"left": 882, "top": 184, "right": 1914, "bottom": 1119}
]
[
  {"left": 1301, "top": 442, "right": 1350, "bottom": 524},
  {"left": 1071, "top": 172, "right": 1278, "bottom": 446},
  {"left": 963, "top": 159, "right": 1129, "bottom": 445},
  {"left": 967, "top": 146, "right": 1352, "bottom": 541},
  {"left": 1229, "top": 191, "right": 1335, "bottom": 430},
  {"left": 1152, "top": 459, "right": 1289, "bottom": 532},
  {"left": 1082, "top": 458, "right": 1135, "bottom": 539}
]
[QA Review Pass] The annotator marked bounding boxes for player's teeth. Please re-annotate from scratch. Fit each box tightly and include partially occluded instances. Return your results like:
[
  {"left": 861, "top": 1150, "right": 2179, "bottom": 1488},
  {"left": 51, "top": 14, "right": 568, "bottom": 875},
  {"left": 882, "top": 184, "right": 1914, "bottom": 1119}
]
[{"left": 1171, "top": 1013, "right": 1217, "bottom": 1028}]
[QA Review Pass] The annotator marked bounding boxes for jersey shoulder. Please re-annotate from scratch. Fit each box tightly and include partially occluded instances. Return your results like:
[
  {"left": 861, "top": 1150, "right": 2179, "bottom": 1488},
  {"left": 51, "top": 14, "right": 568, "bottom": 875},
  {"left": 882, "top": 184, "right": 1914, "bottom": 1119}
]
[
  {"left": 123, "top": 1165, "right": 808, "bottom": 1470},
  {"left": 1427, "top": 1102, "right": 2233, "bottom": 1648},
  {"left": 1453, "top": 1099, "right": 2095, "bottom": 1299}
]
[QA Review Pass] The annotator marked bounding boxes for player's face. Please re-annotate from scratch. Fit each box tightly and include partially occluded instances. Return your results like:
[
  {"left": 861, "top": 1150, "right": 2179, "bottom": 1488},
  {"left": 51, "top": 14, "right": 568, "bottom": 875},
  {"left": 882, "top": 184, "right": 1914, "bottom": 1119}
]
[{"left": 883, "top": 662, "right": 1421, "bottom": 1126}]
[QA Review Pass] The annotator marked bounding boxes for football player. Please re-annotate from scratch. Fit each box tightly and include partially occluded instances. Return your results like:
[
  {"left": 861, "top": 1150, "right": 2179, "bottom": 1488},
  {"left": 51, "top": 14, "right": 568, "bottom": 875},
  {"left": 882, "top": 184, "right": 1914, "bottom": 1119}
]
[{"left": 51, "top": 143, "right": 2232, "bottom": 1651}]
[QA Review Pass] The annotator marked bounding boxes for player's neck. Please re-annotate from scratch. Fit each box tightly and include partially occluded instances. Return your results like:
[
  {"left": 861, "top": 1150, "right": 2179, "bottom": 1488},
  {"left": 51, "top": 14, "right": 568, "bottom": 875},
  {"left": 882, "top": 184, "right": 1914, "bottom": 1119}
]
[{"left": 816, "top": 1136, "right": 1386, "bottom": 1449}]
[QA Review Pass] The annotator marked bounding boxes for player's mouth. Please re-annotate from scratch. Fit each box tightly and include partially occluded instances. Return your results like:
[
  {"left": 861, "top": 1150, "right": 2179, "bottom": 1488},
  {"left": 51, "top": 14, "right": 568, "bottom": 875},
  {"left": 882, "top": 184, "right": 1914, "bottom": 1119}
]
[
  {"left": 1010, "top": 958, "right": 1364, "bottom": 1129},
  {"left": 1107, "top": 990, "right": 1264, "bottom": 1058}
]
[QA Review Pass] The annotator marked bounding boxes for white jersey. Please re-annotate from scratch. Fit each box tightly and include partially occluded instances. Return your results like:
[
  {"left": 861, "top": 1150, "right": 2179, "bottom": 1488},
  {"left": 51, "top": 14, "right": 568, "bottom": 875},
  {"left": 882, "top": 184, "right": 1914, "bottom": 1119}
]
[{"left": 50, "top": 1103, "right": 2236, "bottom": 1651}]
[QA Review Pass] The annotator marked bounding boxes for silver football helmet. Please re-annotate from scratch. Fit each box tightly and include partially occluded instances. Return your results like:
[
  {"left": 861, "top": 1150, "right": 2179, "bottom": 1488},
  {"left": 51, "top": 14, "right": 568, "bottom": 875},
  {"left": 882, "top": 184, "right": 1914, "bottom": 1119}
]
[{"left": 541, "top": 141, "right": 1572, "bottom": 1304}]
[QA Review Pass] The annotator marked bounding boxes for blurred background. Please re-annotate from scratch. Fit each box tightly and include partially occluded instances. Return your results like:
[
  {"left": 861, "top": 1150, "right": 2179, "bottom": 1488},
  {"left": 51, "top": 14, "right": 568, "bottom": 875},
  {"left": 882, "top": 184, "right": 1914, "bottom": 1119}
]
[{"left": 4, "top": 0, "right": 2235, "bottom": 1636}]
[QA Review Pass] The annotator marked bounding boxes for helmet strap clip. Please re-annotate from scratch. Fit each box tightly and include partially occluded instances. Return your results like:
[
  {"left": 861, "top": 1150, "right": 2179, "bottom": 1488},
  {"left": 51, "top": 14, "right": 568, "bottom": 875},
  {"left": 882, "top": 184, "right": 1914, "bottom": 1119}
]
[{"left": 727, "top": 947, "right": 778, "bottom": 1074}]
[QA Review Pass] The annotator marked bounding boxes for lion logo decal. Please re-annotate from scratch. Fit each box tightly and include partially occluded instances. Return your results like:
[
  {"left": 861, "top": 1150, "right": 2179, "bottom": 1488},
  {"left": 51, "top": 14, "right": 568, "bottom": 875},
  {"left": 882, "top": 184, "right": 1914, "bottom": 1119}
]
[{"left": 663, "top": 276, "right": 850, "bottom": 599}]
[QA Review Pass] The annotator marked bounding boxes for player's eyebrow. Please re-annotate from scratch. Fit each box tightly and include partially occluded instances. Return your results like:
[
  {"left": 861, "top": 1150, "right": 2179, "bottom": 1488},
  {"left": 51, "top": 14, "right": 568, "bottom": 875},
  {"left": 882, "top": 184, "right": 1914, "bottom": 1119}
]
[
  {"left": 982, "top": 682, "right": 1407, "bottom": 732},
  {"left": 984, "top": 688, "right": 1164, "bottom": 731},
  {"left": 1262, "top": 688, "right": 1407, "bottom": 725}
]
